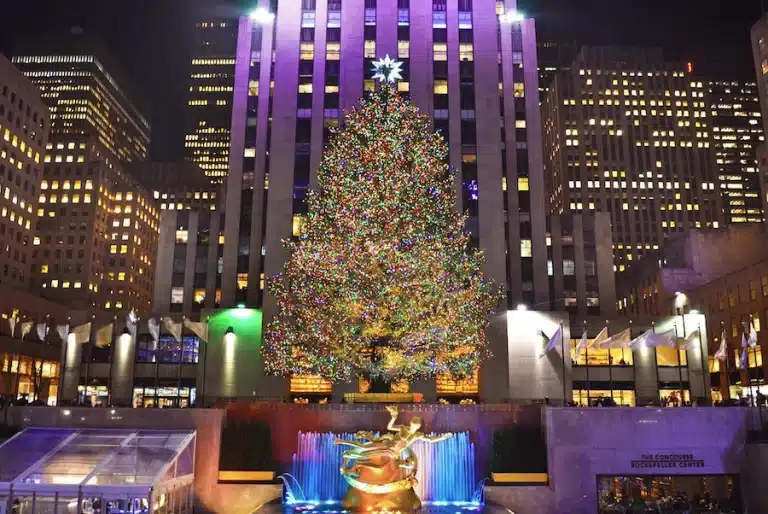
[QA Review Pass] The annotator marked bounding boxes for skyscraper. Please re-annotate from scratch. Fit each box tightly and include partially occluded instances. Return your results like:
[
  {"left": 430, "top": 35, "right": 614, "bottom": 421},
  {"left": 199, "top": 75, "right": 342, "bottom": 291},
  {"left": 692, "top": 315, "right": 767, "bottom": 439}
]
[
  {"left": 542, "top": 47, "right": 724, "bottom": 273},
  {"left": 184, "top": 17, "right": 238, "bottom": 182},
  {"left": 152, "top": 1, "right": 617, "bottom": 402},
  {"left": 0, "top": 55, "right": 50, "bottom": 290},
  {"left": 11, "top": 33, "right": 150, "bottom": 162},
  {"left": 12, "top": 32, "right": 159, "bottom": 312},
  {"left": 708, "top": 80, "right": 764, "bottom": 224}
]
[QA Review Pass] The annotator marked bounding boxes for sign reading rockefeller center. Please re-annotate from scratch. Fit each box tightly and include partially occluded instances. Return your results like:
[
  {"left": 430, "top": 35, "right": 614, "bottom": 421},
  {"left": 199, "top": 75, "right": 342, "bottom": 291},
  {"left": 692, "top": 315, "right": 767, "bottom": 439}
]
[{"left": 630, "top": 454, "right": 705, "bottom": 469}]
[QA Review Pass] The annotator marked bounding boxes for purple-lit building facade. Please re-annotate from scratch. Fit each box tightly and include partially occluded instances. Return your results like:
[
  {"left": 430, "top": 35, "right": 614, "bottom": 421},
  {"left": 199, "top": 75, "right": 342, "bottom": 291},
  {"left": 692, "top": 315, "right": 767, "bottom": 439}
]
[{"left": 152, "top": 0, "right": 622, "bottom": 402}]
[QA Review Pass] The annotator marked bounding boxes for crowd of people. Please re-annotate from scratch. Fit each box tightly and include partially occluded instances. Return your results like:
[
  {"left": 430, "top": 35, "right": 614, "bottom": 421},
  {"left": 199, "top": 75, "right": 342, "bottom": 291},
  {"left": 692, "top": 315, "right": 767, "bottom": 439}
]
[{"left": 600, "top": 489, "right": 740, "bottom": 513}]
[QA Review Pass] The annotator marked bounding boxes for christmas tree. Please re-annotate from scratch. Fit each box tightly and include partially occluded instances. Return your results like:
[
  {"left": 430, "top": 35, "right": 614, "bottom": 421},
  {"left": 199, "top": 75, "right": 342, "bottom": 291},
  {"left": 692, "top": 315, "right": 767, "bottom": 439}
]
[{"left": 262, "top": 81, "right": 499, "bottom": 389}]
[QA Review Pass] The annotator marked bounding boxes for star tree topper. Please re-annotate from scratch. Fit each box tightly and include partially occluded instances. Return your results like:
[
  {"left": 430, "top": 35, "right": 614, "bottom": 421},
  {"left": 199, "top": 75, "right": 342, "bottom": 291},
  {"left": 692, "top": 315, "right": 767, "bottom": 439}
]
[{"left": 371, "top": 54, "right": 403, "bottom": 83}]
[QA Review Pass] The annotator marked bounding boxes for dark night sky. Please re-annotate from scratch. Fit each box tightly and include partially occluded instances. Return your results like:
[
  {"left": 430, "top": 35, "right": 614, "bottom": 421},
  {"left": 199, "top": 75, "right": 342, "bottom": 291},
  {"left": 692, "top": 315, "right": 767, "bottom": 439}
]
[{"left": 0, "top": 0, "right": 763, "bottom": 161}]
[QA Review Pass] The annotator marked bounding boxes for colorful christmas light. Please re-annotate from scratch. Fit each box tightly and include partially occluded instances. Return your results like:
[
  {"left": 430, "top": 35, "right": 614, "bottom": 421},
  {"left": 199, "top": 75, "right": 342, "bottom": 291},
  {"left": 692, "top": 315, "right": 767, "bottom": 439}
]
[{"left": 262, "top": 84, "right": 500, "bottom": 383}]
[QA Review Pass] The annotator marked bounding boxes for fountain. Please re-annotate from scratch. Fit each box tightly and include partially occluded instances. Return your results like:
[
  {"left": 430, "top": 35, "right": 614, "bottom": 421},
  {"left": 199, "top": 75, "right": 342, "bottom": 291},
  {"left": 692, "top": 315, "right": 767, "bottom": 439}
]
[{"left": 287, "top": 408, "right": 479, "bottom": 511}]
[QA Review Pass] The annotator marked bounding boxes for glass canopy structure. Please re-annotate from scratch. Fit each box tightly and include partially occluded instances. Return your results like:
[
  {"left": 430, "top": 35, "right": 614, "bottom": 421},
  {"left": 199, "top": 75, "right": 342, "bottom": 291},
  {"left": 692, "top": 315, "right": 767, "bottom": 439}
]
[{"left": 0, "top": 428, "right": 196, "bottom": 514}]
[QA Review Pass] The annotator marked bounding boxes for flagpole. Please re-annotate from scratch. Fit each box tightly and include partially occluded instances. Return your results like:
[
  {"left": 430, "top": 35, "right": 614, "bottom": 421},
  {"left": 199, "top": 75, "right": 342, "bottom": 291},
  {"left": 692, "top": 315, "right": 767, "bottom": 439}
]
[
  {"left": 83, "top": 315, "right": 95, "bottom": 406},
  {"left": 13, "top": 321, "right": 28, "bottom": 401},
  {"left": 559, "top": 322, "right": 567, "bottom": 406},
  {"left": 107, "top": 316, "right": 117, "bottom": 408},
  {"left": 744, "top": 322, "right": 756, "bottom": 408},
  {"left": 607, "top": 320, "right": 614, "bottom": 405},
  {"left": 721, "top": 321, "right": 730, "bottom": 401},
  {"left": 674, "top": 321, "right": 684, "bottom": 405},
  {"left": 698, "top": 322, "right": 707, "bottom": 404},
  {"left": 6, "top": 317, "right": 18, "bottom": 398},
  {"left": 178, "top": 317, "right": 184, "bottom": 408},
  {"left": 56, "top": 317, "right": 71, "bottom": 407},
  {"left": 750, "top": 315, "right": 764, "bottom": 428},
  {"left": 584, "top": 320, "right": 591, "bottom": 407}
]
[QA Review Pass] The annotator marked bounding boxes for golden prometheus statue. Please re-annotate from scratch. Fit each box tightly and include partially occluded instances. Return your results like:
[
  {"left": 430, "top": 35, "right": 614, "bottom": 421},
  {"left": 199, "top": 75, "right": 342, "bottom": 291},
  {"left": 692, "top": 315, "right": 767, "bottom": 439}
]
[{"left": 334, "top": 405, "right": 452, "bottom": 511}]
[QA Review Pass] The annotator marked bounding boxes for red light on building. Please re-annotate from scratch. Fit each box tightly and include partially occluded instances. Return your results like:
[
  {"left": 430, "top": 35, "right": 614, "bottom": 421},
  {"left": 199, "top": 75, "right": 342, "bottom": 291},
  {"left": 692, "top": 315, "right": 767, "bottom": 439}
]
[{"left": 687, "top": 61, "right": 694, "bottom": 74}]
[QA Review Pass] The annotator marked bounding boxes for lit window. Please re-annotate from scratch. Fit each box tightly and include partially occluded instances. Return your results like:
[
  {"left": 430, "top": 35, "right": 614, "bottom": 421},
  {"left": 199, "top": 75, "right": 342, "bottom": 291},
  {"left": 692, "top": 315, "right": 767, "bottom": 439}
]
[
  {"left": 563, "top": 260, "right": 576, "bottom": 276},
  {"left": 434, "top": 80, "right": 448, "bottom": 95},
  {"left": 248, "top": 80, "right": 259, "bottom": 96},
  {"left": 300, "top": 43, "right": 314, "bottom": 60},
  {"left": 433, "top": 43, "right": 448, "bottom": 61},
  {"left": 176, "top": 230, "right": 188, "bottom": 243},
  {"left": 520, "top": 239, "right": 532, "bottom": 258},
  {"left": 237, "top": 273, "right": 248, "bottom": 290},
  {"left": 518, "top": 177, "right": 529, "bottom": 191},
  {"left": 513, "top": 83, "right": 525, "bottom": 98},
  {"left": 244, "top": 148, "right": 256, "bottom": 158},
  {"left": 459, "top": 43, "right": 473, "bottom": 61},
  {"left": 292, "top": 215, "right": 306, "bottom": 236},
  {"left": 171, "top": 287, "right": 184, "bottom": 304},
  {"left": 515, "top": 120, "right": 526, "bottom": 129},
  {"left": 364, "top": 40, "right": 376, "bottom": 59},
  {"left": 398, "top": 40, "right": 409, "bottom": 59},
  {"left": 40, "top": 264, "right": 49, "bottom": 274},
  {"left": 298, "top": 83, "right": 313, "bottom": 94},
  {"left": 326, "top": 43, "right": 340, "bottom": 60}
]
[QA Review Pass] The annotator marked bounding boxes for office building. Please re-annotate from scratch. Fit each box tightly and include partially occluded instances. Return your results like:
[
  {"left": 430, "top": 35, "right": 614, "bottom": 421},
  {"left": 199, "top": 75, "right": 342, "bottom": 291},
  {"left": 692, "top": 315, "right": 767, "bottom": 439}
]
[
  {"left": 146, "top": 1, "right": 620, "bottom": 405},
  {"left": 751, "top": 14, "right": 768, "bottom": 136},
  {"left": 0, "top": 54, "right": 50, "bottom": 290},
  {"left": 708, "top": 80, "right": 764, "bottom": 224},
  {"left": 12, "top": 33, "right": 160, "bottom": 312},
  {"left": 536, "top": 40, "right": 577, "bottom": 97},
  {"left": 11, "top": 31, "right": 150, "bottom": 163},
  {"left": 124, "top": 161, "right": 220, "bottom": 211},
  {"left": 617, "top": 226, "right": 768, "bottom": 402},
  {"left": 185, "top": 17, "right": 239, "bottom": 182},
  {"left": 542, "top": 47, "right": 724, "bottom": 273}
]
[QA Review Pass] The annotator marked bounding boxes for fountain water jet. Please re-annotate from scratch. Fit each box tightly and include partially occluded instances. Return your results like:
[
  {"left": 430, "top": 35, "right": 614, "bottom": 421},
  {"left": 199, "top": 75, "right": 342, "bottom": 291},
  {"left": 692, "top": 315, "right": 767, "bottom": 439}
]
[{"left": 289, "top": 431, "right": 477, "bottom": 506}]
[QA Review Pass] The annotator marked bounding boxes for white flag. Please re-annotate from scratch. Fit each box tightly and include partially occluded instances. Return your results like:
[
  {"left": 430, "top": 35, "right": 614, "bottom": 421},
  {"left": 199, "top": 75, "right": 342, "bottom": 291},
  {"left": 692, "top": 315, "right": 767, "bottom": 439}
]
[
  {"left": 538, "top": 326, "right": 563, "bottom": 358},
  {"left": 8, "top": 317, "right": 17, "bottom": 338},
  {"left": 148, "top": 318, "right": 160, "bottom": 342},
  {"left": 126, "top": 310, "right": 138, "bottom": 339},
  {"left": 574, "top": 330, "right": 588, "bottom": 355},
  {"left": 183, "top": 319, "right": 209, "bottom": 342},
  {"left": 713, "top": 330, "right": 727, "bottom": 361},
  {"left": 20, "top": 321, "right": 33, "bottom": 338},
  {"left": 749, "top": 321, "right": 758, "bottom": 347},
  {"left": 162, "top": 317, "right": 183, "bottom": 342},
  {"left": 646, "top": 329, "right": 677, "bottom": 348},
  {"left": 594, "top": 328, "right": 631, "bottom": 349},
  {"left": 678, "top": 329, "right": 700, "bottom": 351},
  {"left": 630, "top": 329, "right": 652, "bottom": 349},
  {"left": 56, "top": 324, "right": 70, "bottom": 341},
  {"left": 592, "top": 326, "right": 608, "bottom": 347},
  {"left": 740, "top": 332, "right": 749, "bottom": 370},
  {"left": 36, "top": 322, "right": 48, "bottom": 342}
]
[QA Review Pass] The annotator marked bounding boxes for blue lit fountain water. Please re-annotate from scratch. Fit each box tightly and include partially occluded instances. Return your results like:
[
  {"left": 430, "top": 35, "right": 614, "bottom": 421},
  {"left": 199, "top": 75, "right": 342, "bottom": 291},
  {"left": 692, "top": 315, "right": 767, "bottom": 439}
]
[{"left": 283, "top": 431, "right": 481, "bottom": 509}]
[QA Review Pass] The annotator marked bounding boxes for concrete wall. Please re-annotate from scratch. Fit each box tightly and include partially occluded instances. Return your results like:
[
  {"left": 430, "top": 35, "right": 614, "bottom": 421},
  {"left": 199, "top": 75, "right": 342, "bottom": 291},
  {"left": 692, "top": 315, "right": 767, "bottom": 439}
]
[
  {"left": 545, "top": 407, "right": 750, "bottom": 514},
  {"left": 506, "top": 310, "right": 572, "bottom": 403}
]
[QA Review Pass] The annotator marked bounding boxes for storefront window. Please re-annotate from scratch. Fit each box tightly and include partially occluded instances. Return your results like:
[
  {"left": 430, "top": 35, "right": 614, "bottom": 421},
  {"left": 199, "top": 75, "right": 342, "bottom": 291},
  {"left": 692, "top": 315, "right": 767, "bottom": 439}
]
[
  {"left": 659, "top": 388, "right": 690, "bottom": 406},
  {"left": 572, "top": 340, "right": 633, "bottom": 366},
  {"left": 1, "top": 353, "right": 60, "bottom": 404},
  {"left": 656, "top": 346, "right": 687, "bottom": 366},
  {"left": 132, "top": 386, "right": 196, "bottom": 408},
  {"left": 572, "top": 388, "right": 635, "bottom": 407},
  {"left": 78, "top": 385, "right": 109, "bottom": 407},
  {"left": 436, "top": 369, "right": 479, "bottom": 395},
  {"left": 290, "top": 374, "right": 332, "bottom": 394},
  {"left": 136, "top": 336, "right": 199, "bottom": 364},
  {"left": 598, "top": 475, "right": 741, "bottom": 514}
]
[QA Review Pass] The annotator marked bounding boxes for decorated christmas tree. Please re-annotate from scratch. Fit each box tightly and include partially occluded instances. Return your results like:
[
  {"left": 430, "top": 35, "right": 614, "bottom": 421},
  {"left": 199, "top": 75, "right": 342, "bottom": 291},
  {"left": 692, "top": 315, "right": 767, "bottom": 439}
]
[{"left": 263, "top": 71, "right": 499, "bottom": 390}]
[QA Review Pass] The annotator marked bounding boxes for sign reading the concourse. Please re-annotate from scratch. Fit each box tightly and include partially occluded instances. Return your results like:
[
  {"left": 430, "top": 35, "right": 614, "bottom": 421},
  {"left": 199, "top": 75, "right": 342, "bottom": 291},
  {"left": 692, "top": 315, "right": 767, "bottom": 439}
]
[{"left": 630, "top": 454, "right": 705, "bottom": 469}]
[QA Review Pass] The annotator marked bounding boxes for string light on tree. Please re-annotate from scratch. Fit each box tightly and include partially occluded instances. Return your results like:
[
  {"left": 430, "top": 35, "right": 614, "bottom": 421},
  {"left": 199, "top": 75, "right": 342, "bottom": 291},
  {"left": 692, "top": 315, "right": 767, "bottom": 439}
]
[
  {"left": 371, "top": 55, "right": 403, "bottom": 83},
  {"left": 262, "top": 81, "right": 500, "bottom": 387}
]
